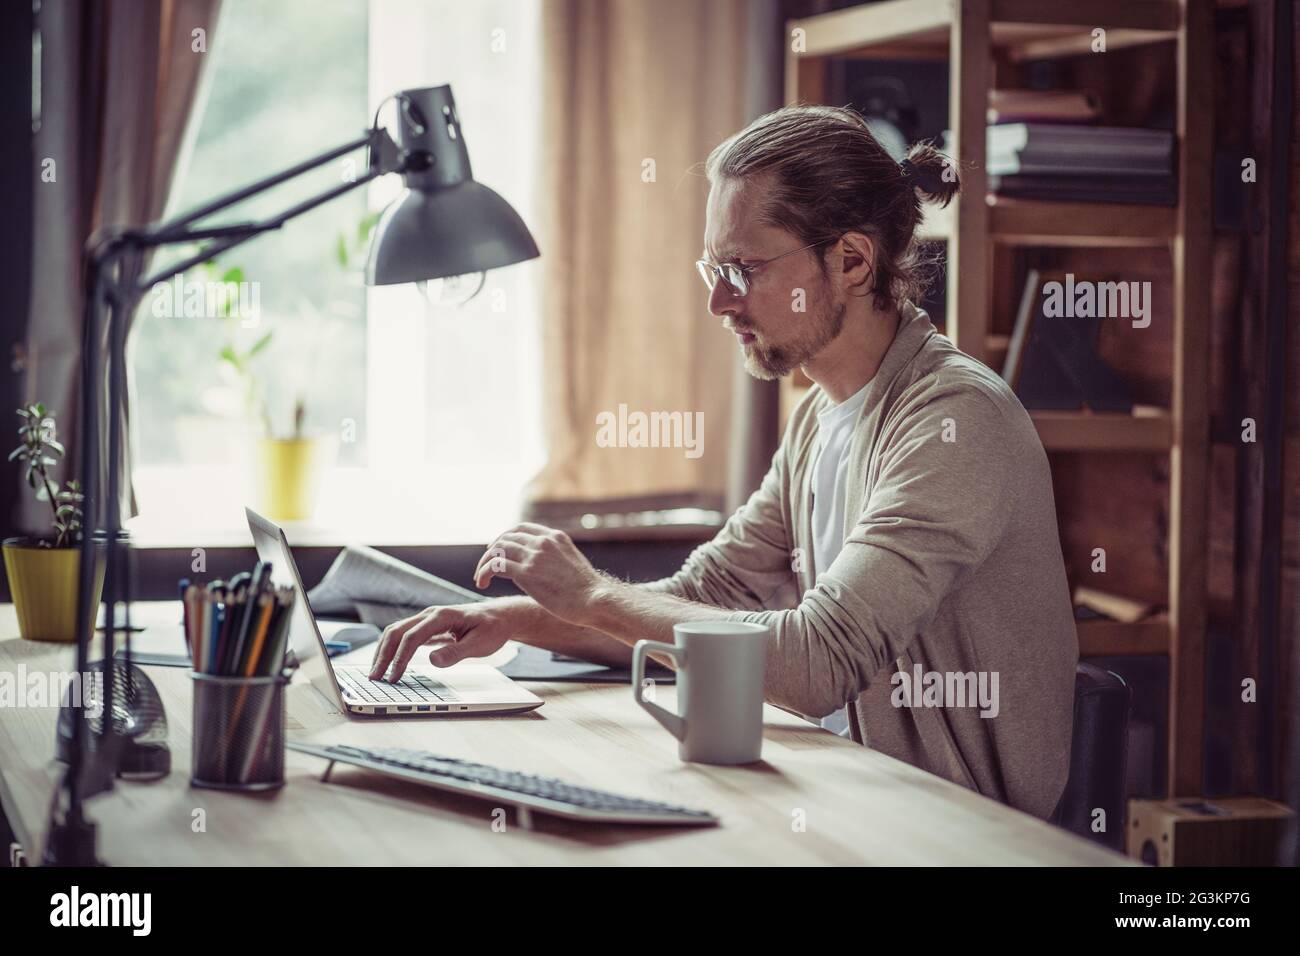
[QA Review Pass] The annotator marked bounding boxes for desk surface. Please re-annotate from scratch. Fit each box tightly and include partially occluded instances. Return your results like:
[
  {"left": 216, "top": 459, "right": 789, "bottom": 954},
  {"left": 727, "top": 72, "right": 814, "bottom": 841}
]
[{"left": 0, "top": 603, "right": 1132, "bottom": 865}]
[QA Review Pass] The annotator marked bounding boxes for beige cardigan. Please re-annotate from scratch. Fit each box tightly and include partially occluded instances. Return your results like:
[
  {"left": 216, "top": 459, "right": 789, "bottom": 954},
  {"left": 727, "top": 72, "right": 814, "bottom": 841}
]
[{"left": 649, "top": 303, "right": 1078, "bottom": 819}]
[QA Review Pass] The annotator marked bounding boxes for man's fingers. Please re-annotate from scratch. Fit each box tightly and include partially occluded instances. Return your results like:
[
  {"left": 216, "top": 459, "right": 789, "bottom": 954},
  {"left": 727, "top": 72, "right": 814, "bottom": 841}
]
[
  {"left": 379, "top": 607, "right": 463, "bottom": 681},
  {"left": 368, "top": 610, "right": 427, "bottom": 678},
  {"left": 478, "top": 558, "right": 525, "bottom": 591},
  {"left": 475, "top": 541, "right": 528, "bottom": 588},
  {"left": 514, "top": 521, "right": 555, "bottom": 536}
]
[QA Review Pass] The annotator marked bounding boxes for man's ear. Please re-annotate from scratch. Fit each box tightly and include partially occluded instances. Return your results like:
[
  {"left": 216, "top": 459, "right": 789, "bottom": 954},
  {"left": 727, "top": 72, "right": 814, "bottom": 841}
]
[{"left": 836, "top": 232, "right": 876, "bottom": 294}]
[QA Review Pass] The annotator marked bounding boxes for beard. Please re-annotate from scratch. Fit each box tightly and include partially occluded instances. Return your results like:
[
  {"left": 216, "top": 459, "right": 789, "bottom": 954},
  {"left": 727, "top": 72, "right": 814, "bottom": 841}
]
[{"left": 742, "top": 297, "right": 847, "bottom": 381}]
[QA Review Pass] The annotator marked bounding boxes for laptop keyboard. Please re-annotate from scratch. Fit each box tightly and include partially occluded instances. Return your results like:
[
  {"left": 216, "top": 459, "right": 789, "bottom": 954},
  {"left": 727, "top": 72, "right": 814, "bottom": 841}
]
[{"left": 336, "top": 667, "right": 461, "bottom": 704}]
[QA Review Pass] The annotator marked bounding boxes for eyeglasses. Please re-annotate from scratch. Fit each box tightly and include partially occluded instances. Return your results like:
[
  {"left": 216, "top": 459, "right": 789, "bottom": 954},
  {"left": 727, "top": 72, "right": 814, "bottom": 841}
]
[{"left": 695, "top": 240, "right": 828, "bottom": 298}]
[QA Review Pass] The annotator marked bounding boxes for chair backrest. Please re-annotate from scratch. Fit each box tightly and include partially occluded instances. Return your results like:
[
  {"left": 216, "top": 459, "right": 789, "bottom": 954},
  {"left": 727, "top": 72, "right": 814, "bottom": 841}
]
[{"left": 1050, "top": 661, "right": 1131, "bottom": 850}]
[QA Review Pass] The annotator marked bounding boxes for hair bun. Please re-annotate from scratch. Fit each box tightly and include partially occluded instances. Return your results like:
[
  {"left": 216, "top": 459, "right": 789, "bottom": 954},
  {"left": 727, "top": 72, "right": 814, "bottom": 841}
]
[{"left": 900, "top": 143, "right": 960, "bottom": 209}]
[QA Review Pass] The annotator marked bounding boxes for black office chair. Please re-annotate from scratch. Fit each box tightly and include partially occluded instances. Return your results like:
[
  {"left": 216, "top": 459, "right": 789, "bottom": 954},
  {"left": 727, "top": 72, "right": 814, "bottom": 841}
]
[{"left": 1049, "top": 662, "right": 1131, "bottom": 851}]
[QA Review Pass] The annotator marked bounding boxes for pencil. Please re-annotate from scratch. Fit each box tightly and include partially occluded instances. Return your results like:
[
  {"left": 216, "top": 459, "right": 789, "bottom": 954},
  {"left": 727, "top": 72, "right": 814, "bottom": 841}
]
[
  {"left": 241, "top": 593, "right": 275, "bottom": 677},
  {"left": 186, "top": 584, "right": 202, "bottom": 671}
]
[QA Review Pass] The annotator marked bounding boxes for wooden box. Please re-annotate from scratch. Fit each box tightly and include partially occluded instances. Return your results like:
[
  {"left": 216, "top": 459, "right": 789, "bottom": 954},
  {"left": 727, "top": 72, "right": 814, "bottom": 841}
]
[{"left": 1126, "top": 797, "right": 1294, "bottom": 866}]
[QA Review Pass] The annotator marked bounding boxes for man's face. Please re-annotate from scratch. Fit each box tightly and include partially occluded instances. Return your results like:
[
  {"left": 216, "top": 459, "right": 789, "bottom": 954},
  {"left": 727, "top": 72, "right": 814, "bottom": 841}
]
[{"left": 702, "top": 174, "right": 845, "bottom": 380}]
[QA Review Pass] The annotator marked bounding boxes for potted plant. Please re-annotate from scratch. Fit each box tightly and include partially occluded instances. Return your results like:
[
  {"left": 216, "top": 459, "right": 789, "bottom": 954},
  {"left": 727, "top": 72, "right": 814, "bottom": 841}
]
[
  {"left": 2, "top": 403, "right": 104, "bottom": 642},
  {"left": 254, "top": 395, "right": 335, "bottom": 521}
]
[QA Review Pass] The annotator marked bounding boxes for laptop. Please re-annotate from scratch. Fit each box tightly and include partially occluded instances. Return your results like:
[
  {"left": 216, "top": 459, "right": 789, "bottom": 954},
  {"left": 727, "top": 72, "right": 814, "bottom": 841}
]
[{"left": 245, "top": 508, "right": 543, "bottom": 717}]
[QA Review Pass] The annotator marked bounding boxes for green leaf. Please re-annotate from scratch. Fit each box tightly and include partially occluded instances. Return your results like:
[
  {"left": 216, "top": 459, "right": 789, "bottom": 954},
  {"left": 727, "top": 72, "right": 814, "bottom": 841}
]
[
  {"left": 248, "top": 331, "right": 273, "bottom": 357},
  {"left": 359, "top": 210, "right": 381, "bottom": 242},
  {"left": 221, "top": 266, "right": 245, "bottom": 285},
  {"left": 336, "top": 234, "right": 348, "bottom": 268}
]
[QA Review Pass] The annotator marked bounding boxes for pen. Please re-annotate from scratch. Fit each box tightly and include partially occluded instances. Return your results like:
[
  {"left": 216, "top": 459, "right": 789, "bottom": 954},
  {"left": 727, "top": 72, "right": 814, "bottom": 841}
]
[
  {"left": 208, "top": 591, "right": 224, "bottom": 674},
  {"left": 217, "top": 581, "right": 242, "bottom": 674},
  {"left": 178, "top": 578, "right": 192, "bottom": 655}
]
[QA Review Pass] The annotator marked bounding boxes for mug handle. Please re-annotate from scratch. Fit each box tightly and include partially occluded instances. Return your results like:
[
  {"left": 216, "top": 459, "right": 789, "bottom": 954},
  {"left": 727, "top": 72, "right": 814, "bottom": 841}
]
[{"left": 632, "top": 640, "right": 685, "bottom": 741}]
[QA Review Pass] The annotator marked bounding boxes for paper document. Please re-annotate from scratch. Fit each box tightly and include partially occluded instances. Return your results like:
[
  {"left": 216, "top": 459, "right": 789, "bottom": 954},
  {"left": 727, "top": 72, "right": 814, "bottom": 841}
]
[{"left": 306, "top": 545, "right": 484, "bottom": 629}]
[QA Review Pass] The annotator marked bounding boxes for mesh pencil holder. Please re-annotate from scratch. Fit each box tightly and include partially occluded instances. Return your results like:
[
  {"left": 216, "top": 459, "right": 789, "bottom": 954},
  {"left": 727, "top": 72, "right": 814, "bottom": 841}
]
[{"left": 191, "top": 673, "right": 288, "bottom": 791}]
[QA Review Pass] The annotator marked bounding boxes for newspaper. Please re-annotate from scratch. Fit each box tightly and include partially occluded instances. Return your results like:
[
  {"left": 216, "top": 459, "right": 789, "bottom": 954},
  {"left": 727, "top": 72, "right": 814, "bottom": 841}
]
[{"left": 306, "top": 545, "right": 484, "bottom": 630}]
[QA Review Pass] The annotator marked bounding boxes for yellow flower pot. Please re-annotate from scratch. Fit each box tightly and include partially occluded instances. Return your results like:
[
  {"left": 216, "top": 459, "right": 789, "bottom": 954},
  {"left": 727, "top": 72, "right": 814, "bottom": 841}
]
[
  {"left": 3, "top": 538, "right": 106, "bottom": 643},
  {"left": 255, "top": 436, "right": 333, "bottom": 522}
]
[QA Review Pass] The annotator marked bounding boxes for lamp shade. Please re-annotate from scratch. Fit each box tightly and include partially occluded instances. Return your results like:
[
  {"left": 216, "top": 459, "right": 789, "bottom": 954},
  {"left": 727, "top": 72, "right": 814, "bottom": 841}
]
[{"left": 366, "top": 85, "right": 539, "bottom": 286}]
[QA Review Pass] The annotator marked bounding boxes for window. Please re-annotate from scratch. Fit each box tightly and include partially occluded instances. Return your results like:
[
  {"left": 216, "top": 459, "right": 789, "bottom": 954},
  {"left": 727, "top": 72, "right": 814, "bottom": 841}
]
[{"left": 128, "top": 0, "right": 544, "bottom": 545}]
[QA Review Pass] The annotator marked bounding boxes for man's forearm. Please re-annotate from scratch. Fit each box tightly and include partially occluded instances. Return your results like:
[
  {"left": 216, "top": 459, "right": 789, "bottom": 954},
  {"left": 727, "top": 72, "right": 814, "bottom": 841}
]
[
  {"left": 584, "top": 576, "right": 737, "bottom": 649},
  {"left": 491, "top": 576, "right": 733, "bottom": 669},
  {"left": 490, "top": 594, "right": 634, "bottom": 668}
]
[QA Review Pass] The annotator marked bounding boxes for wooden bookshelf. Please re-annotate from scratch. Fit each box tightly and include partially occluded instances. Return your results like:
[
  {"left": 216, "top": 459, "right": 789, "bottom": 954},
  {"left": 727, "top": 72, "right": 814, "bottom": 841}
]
[
  {"left": 786, "top": 0, "right": 1178, "bottom": 61},
  {"left": 920, "top": 195, "right": 1176, "bottom": 246},
  {"left": 784, "top": 0, "right": 1211, "bottom": 797}
]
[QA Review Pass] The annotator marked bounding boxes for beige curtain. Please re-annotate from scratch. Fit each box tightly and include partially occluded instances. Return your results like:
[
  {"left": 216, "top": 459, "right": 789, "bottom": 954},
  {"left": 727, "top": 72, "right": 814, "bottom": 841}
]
[
  {"left": 526, "top": 0, "right": 779, "bottom": 518},
  {"left": 22, "top": 0, "right": 221, "bottom": 533}
]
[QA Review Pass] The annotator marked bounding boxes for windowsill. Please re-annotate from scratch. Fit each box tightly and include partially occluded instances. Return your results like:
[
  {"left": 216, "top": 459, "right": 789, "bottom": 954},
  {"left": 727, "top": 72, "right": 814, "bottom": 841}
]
[
  {"left": 127, "top": 465, "right": 726, "bottom": 549},
  {"left": 127, "top": 463, "right": 528, "bottom": 549}
]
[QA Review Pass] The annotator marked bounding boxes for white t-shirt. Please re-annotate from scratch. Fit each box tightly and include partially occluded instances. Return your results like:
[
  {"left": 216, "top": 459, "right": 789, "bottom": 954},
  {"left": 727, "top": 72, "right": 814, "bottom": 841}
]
[{"left": 810, "top": 379, "right": 872, "bottom": 736}]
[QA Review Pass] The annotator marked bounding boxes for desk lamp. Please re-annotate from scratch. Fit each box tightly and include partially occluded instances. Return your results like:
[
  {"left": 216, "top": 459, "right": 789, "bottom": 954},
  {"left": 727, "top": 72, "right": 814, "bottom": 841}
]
[{"left": 48, "top": 85, "right": 539, "bottom": 865}]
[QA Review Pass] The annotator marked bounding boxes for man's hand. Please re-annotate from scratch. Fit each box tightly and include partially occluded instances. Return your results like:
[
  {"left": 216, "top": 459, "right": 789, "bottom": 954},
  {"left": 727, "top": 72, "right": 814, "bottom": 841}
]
[
  {"left": 474, "top": 522, "right": 605, "bottom": 625},
  {"left": 368, "top": 602, "right": 514, "bottom": 682}
]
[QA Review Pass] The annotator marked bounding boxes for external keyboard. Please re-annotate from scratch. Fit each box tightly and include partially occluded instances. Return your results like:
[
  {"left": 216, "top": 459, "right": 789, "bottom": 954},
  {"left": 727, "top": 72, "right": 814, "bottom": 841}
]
[
  {"left": 335, "top": 667, "right": 459, "bottom": 704},
  {"left": 288, "top": 741, "right": 718, "bottom": 826}
]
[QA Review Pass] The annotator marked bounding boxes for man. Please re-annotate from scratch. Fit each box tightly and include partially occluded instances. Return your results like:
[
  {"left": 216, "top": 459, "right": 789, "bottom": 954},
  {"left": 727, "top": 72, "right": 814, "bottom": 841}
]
[{"left": 370, "top": 105, "right": 1078, "bottom": 820}]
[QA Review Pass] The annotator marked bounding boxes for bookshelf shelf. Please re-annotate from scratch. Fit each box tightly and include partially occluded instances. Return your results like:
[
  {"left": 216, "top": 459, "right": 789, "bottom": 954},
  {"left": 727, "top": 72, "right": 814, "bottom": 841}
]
[
  {"left": 784, "top": 0, "right": 1211, "bottom": 798},
  {"left": 988, "top": 196, "right": 1175, "bottom": 246},
  {"left": 789, "top": 0, "right": 1179, "bottom": 62},
  {"left": 1077, "top": 614, "right": 1171, "bottom": 656},
  {"left": 917, "top": 195, "right": 1175, "bottom": 245},
  {"left": 1031, "top": 406, "right": 1172, "bottom": 451}
]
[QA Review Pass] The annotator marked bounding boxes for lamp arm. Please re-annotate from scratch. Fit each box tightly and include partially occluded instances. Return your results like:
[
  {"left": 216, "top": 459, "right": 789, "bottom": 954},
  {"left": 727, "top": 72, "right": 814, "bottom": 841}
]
[
  {"left": 143, "top": 124, "right": 401, "bottom": 242},
  {"left": 122, "top": 123, "right": 406, "bottom": 290},
  {"left": 134, "top": 162, "right": 389, "bottom": 290}
]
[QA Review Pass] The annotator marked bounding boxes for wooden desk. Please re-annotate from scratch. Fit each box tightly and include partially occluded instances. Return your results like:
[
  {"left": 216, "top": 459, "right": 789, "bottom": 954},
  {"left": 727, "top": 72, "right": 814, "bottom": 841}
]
[{"left": 0, "top": 602, "right": 1132, "bottom": 865}]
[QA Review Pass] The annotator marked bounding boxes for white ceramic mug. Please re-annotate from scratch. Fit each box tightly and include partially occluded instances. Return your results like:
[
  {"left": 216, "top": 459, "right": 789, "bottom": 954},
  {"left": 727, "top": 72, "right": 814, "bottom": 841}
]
[{"left": 632, "top": 621, "right": 769, "bottom": 765}]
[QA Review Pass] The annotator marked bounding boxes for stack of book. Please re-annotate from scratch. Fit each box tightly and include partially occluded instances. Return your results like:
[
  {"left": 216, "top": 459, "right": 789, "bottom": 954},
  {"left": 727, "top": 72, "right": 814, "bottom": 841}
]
[
  {"left": 951, "top": 90, "right": 1177, "bottom": 205},
  {"left": 987, "top": 89, "right": 1101, "bottom": 125}
]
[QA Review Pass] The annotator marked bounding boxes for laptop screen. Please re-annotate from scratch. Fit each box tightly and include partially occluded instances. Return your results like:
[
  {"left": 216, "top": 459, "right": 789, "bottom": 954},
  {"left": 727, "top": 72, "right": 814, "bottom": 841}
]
[{"left": 245, "top": 508, "right": 332, "bottom": 686}]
